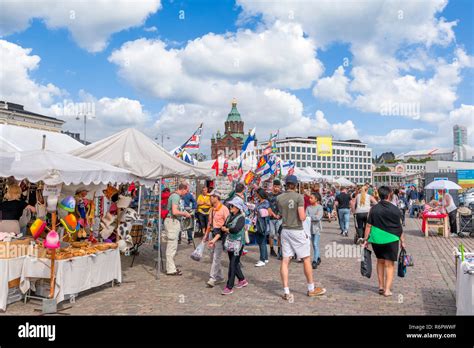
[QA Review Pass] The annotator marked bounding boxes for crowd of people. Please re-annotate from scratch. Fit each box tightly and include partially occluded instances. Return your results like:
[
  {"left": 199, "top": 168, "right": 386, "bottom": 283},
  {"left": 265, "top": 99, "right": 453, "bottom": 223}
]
[{"left": 160, "top": 177, "right": 464, "bottom": 300}]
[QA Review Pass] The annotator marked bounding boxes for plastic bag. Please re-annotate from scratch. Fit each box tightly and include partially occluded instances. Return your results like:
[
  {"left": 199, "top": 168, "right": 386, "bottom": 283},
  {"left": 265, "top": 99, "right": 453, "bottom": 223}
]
[
  {"left": 361, "top": 247, "right": 372, "bottom": 278},
  {"left": 191, "top": 242, "right": 205, "bottom": 261}
]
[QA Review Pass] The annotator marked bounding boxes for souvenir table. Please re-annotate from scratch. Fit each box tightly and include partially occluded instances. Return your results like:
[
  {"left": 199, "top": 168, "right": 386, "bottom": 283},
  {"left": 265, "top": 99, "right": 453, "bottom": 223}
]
[
  {"left": 421, "top": 212, "right": 449, "bottom": 237},
  {"left": 0, "top": 256, "right": 26, "bottom": 311},
  {"left": 455, "top": 252, "right": 474, "bottom": 315},
  {"left": 20, "top": 248, "right": 121, "bottom": 305}
]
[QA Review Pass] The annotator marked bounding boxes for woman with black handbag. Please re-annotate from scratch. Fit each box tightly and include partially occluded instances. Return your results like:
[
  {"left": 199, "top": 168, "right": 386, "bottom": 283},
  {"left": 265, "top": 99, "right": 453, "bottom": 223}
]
[
  {"left": 209, "top": 197, "right": 248, "bottom": 295},
  {"left": 362, "top": 186, "right": 406, "bottom": 297}
]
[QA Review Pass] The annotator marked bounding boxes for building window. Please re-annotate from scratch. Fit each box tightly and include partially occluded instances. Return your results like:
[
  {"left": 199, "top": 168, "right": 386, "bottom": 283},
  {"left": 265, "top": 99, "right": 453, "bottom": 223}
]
[
  {"left": 296, "top": 146, "right": 301, "bottom": 152},
  {"left": 312, "top": 155, "right": 316, "bottom": 161},
  {"left": 302, "top": 154, "right": 306, "bottom": 160},
  {"left": 307, "top": 162, "right": 311, "bottom": 167},
  {"left": 297, "top": 154, "right": 301, "bottom": 160},
  {"left": 312, "top": 148, "right": 316, "bottom": 153},
  {"left": 291, "top": 154, "right": 295, "bottom": 160}
]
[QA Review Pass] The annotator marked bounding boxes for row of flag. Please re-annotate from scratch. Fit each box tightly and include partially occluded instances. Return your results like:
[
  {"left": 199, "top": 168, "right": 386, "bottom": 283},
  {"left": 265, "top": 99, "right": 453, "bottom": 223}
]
[
  {"left": 172, "top": 124, "right": 294, "bottom": 184},
  {"left": 171, "top": 123, "right": 203, "bottom": 164}
]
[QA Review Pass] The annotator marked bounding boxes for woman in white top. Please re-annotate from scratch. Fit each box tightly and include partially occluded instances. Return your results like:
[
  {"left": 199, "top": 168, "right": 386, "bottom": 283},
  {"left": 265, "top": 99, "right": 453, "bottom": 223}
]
[
  {"left": 351, "top": 186, "right": 377, "bottom": 242},
  {"left": 443, "top": 192, "right": 458, "bottom": 235}
]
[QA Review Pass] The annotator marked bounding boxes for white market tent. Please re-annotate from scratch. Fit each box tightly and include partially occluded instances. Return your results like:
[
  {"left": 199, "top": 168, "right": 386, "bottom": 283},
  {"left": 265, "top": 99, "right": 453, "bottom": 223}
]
[
  {"left": 0, "top": 124, "right": 83, "bottom": 153},
  {"left": 324, "top": 176, "right": 356, "bottom": 187},
  {"left": 302, "top": 167, "right": 323, "bottom": 182},
  {"left": 71, "top": 128, "right": 214, "bottom": 179},
  {"left": 0, "top": 150, "right": 138, "bottom": 185}
]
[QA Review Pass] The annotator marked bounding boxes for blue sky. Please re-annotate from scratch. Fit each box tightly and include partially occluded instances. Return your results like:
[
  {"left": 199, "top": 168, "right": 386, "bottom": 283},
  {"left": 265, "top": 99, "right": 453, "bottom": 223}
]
[{"left": 0, "top": 0, "right": 473, "bottom": 157}]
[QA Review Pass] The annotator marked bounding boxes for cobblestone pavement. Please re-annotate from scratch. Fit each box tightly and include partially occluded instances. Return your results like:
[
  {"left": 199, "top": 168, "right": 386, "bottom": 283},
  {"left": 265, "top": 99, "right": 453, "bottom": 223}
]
[{"left": 3, "top": 216, "right": 462, "bottom": 315}]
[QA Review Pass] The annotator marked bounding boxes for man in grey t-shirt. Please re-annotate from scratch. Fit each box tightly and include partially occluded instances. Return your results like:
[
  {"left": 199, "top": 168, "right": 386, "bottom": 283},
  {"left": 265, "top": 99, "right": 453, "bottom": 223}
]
[{"left": 276, "top": 175, "right": 326, "bottom": 300}]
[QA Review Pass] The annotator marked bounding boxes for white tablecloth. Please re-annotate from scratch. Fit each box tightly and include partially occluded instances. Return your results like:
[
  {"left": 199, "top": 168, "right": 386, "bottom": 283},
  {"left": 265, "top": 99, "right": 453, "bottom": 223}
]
[
  {"left": 20, "top": 249, "right": 121, "bottom": 304},
  {"left": 456, "top": 257, "right": 474, "bottom": 315},
  {"left": 0, "top": 257, "right": 26, "bottom": 311}
]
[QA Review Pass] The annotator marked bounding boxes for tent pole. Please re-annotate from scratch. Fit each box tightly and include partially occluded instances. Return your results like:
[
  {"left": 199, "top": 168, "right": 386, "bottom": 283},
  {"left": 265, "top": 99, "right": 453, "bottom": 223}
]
[
  {"left": 137, "top": 184, "right": 142, "bottom": 215},
  {"left": 157, "top": 178, "right": 162, "bottom": 280}
]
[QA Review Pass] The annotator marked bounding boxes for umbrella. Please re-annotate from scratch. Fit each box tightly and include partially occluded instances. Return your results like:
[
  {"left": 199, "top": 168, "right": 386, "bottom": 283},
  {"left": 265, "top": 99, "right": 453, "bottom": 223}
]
[
  {"left": 0, "top": 150, "right": 140, "bottom": 185},
  {"left": 425, "top": 180, "right": 462, "bottom": 190}
]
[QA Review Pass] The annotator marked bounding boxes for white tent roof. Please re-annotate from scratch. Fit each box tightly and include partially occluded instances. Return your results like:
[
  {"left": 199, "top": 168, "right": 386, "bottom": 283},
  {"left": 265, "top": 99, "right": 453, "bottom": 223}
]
[
  {"left": 302, "top": 167, "right": 323, "bottom": 181},
  {"left": 0, "top": 124, "right": 84, "bottom": 152},
  {"left": 0, "top": 150, "right": 138, "bottom": 185},
  {"left": 71, "top": 128, "right": 214, "bottom": 179}
]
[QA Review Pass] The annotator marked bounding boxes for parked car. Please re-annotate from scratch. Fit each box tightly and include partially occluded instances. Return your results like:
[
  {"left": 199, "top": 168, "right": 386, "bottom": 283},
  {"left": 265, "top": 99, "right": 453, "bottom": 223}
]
[{"left": 460, "top": 189, "right": 474, "bottom": 207}]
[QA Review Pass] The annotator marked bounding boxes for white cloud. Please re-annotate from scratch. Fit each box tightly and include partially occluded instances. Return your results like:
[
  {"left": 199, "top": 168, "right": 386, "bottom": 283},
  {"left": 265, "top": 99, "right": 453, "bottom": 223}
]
[
  {"left": 109, "top": 21, "right": 322, "bottom": 99},
  {"left": 0, "top": 0, "right": 162, "bottom": 52},
  {"left": 365, "top": 128, "right": 437, "bottom": 150},
  {"left": 312, "top": 66, "right": 351, "bottom": 105},
  {"left": 0, "top": 39, "right": 64, "bottom": 113},
  {"left": 237, "top": 0, "right": 456, "bottom": 50},
  {"left": 238, "top": 0, "right": 472, "bottom": 124}
]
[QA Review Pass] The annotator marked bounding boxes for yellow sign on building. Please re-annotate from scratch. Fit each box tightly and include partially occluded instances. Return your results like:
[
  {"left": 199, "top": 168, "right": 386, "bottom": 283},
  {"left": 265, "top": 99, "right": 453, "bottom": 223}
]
[{"left": 317, "top": 136, "right": 332, "bottom": 157}]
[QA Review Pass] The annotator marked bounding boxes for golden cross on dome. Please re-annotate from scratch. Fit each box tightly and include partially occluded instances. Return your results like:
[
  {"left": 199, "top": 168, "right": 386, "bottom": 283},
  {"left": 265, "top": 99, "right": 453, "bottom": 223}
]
[{"left": 231, "top": 98, "right": 237, "bottom": 107}]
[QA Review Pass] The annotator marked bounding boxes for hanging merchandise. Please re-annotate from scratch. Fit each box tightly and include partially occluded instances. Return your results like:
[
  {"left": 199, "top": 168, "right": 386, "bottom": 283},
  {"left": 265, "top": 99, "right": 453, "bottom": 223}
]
[{"left": 59, "top": 196, "right": 76, "bottom": 212}]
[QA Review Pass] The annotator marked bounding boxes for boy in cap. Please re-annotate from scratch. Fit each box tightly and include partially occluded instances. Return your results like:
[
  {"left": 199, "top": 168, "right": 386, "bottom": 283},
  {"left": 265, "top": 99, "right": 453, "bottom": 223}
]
[{"left": 277, "top": 175, "right": 326, "bottom": 300}]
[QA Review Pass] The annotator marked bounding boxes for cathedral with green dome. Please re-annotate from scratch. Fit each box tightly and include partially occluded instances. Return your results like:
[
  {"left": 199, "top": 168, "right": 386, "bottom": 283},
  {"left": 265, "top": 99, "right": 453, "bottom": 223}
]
[{"left": 211, "top": 99, "right": 254, "bottom": 160}]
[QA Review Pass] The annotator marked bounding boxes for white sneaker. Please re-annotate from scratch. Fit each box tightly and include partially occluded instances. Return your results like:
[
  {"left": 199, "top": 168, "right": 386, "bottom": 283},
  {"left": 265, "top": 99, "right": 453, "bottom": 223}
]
[
  {"left": 265, "top": 260, "right": 269, "bottom": 263},
  {"left": 255, "top": 261, "right": 266, "bottom": 267}
]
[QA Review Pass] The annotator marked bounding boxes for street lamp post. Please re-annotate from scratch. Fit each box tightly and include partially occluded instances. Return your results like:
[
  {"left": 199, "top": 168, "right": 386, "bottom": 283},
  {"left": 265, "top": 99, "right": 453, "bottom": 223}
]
[
  {"left": 155, "top": 132, "right": 170, "bottom": 147},
  {"left": 76, "top": 112, "right": 95, "bottom": 144}
]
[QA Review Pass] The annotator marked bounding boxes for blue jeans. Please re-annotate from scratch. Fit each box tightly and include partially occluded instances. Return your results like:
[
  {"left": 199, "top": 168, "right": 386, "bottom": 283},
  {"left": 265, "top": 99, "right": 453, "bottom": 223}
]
[
  {"left": 311, "top": 233, "right": 320, "bottom": 262},
  {"left": 256, "top": 233, "right": 268, "bottom": 262},
  {"left": 338, "top": 208, "right": 350, "bottom": 232}
]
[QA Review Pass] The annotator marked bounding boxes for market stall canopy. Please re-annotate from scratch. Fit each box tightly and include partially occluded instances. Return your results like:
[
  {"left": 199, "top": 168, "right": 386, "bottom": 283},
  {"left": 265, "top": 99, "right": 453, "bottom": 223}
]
[
  {"left": 0, "top": 124, "right": 83, "bottom": 153},
  {"left": 70, "top": 128, "right": 214, "bottom": 179},
  {"left": 0, "top": 150, "right": 138, "bottom": 185},
  {"left": 425, "top": 179, "right": 462, "bottom": 190},
  {"left": 334, "top": 177, "right": 356, "bottom": 187},
  {"left": 292, "top": 167, "right": 314, "bottom": 183},
  {"left": 302, "top": 167, "right": 323, "bottom": 181}
]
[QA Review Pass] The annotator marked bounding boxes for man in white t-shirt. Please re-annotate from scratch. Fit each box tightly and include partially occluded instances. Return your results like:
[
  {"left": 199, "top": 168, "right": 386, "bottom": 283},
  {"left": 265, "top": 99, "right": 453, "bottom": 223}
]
[{"left": 443, "top": 192, "right": 458, "bottom": 235}]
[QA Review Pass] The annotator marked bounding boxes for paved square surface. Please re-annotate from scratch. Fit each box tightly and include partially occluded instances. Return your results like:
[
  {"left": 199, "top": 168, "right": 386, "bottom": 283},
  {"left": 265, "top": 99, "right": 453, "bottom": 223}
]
[{"left": 3, "top": 217, "right": 466, "bottom": 315}]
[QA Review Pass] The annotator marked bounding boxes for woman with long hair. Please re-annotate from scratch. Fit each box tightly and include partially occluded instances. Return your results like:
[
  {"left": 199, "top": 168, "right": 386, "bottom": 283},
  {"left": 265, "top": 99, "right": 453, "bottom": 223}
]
[
  {"left": 351, "top": 185, "right": 377, "bottom": 244},
  {"left": 0, "top": 184, "right": 36, "bottom": 235}
]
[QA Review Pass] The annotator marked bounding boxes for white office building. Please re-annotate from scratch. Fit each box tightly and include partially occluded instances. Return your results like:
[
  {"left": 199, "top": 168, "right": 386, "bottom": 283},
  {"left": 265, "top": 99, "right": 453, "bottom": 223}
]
[{"left": 254, "top": 137, "right": 373, "bottom": 184}]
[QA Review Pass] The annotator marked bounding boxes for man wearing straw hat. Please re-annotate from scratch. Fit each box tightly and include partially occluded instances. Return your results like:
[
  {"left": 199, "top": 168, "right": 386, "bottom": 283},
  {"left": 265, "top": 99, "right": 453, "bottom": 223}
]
[{"left": 164, "top": 183, "right": 192, "bottom": 276}]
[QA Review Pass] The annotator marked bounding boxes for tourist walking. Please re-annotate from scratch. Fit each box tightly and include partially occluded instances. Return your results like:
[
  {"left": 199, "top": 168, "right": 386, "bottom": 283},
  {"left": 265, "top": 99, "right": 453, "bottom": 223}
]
[
  {"left": 306, "top": 192, "right": 323, "bottom": 269},
  {"left": 255, "top": 188, "right": 270, "bottom": 267},
  {"left": 213, "top": 197, "right": 248, "bottom": 295},
  {"left": 335, "top": 186, "right": 351, "bottom": 236},
  {"left": 277, "top": 175, "right": 326, "bottom": 300},
  {"left": 267, "top": 179, "right": 283, "bottom": 259},
  {"left": 203, "top": 190, "right": 230, "bottom": 287},
  {"left": 164, "top": 183, "right": 192, "bottom": 276},
  {"left": 363, "top": 186, "right": 406, "bottom": 297},
  {"left": 351, "top": 185, "right": 377, "bottom": 243},
  {"left": 196, "top": 186, "right": 211, "bottom": 236}
]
